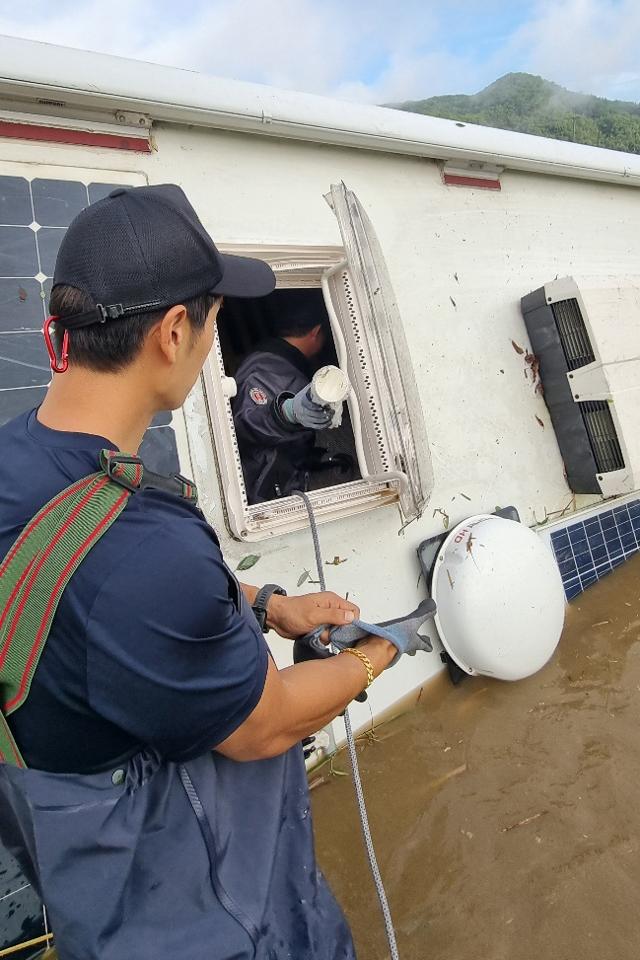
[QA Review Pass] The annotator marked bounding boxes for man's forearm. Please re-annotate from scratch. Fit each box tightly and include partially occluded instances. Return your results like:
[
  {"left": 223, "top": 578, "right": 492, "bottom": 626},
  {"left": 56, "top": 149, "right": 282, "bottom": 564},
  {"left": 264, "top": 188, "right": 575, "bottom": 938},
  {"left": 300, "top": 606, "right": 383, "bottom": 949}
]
[
  {"left": 277, "top": 637, "right": 395, "bottom": 742},
  {"left": 215, "top": 636, "right": 396, "bottom": 762}
]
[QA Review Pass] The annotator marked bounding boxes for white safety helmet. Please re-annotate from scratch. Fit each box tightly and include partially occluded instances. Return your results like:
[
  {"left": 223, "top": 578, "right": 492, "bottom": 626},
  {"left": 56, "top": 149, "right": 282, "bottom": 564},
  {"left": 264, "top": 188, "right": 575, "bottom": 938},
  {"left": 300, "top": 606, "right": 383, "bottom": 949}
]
[{"left": 431, "top": 514, "right": 565, "bottom": 681}]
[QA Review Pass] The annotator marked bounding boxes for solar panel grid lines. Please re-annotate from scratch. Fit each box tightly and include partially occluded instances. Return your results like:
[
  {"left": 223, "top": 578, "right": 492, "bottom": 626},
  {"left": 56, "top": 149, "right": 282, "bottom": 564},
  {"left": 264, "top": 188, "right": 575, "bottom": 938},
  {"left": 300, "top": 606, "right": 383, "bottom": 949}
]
[
  {"left": 551, "top": 499, "right": 640, "bottom": 600},
  {"left": 0, "top": 173, "right": 180, "bottom": 473}
]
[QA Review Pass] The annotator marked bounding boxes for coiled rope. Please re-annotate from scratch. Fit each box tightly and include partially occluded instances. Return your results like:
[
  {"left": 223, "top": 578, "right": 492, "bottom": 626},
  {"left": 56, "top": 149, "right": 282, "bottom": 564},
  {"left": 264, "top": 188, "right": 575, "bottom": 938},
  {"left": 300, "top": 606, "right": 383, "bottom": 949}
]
[{"left": 294, "top": 490, "right": 400, "bottom": 960}]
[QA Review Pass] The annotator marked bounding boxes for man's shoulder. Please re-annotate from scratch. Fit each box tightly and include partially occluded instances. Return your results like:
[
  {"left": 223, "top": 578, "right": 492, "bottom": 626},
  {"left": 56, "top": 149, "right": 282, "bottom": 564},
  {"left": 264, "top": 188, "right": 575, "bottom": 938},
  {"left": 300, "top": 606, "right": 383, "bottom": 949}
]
[
  {"left": 116, "top": 488, "right": 221, "bottom": 559},
  {"left": 236, "top": 349, "right": 297, "bottom": 380},
  {"left": 0, "top": 409, "right": 30, "bottom": 446}
]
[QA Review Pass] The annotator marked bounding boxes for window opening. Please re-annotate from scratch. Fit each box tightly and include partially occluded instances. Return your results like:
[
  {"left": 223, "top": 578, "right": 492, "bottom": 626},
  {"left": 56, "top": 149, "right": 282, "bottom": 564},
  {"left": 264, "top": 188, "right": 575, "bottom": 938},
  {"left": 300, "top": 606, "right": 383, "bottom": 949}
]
[{"left": 218, "top": 287, "right": 362, "bottom": 506}]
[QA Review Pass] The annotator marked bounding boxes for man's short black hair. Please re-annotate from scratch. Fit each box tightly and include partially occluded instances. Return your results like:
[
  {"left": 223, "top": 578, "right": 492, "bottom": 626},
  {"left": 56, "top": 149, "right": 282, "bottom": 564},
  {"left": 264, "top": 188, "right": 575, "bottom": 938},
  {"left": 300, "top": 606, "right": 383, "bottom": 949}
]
[
  {"left": 49, "top": 285, "right": 218, "bottom": 373},
  {"left": 269, "top": 288, "right": 326, "bottom": 339}
]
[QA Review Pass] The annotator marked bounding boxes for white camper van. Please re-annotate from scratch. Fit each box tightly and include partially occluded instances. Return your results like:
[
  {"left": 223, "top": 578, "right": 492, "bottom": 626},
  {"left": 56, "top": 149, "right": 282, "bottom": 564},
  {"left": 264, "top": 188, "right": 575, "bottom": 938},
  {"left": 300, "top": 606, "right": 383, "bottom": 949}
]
[{"left": 1, "top": 34, "right": 640, "bottom": 953}]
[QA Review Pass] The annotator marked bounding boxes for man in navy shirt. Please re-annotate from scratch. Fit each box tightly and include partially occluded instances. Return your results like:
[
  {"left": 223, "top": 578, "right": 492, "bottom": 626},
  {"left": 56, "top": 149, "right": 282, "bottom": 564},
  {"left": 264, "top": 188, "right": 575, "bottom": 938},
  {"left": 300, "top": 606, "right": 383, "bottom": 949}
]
[{"left": 0, "top": 185, "right": 398, "bottom": 960}]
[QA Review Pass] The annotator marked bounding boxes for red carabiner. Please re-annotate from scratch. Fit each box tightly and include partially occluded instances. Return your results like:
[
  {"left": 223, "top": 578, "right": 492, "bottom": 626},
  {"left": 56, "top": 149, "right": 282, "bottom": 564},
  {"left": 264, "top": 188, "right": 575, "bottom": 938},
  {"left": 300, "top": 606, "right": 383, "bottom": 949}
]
[{"left": 43, "top": 316, "right": 69, "bottom": 374}]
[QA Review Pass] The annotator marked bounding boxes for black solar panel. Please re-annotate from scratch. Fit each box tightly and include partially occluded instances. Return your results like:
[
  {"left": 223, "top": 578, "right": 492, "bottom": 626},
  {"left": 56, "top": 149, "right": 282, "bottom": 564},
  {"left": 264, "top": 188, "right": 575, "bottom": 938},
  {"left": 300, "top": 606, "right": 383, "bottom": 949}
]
[
  {"left": 0, "top": 174, "right": 178, "bottom": 474},
  {"left": 551, "top": 500, "right": 640, "bottom": 600}
]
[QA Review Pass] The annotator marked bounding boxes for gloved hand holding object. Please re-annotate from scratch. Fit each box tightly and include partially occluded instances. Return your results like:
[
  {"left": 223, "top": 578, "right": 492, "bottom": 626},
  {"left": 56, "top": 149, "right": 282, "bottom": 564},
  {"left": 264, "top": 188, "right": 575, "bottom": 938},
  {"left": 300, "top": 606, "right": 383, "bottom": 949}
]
[
  {"left": 309, "top": 365, "right": 350, "bottom": 429},
  {"left": 294, "top": 598, "right": 436, "bottom": 672},
  {"left": 281, "top": 365, "right": 350, "bottom": 430},
  {"left": 281, "top": 385, "right": 333, "bottom": 429}
]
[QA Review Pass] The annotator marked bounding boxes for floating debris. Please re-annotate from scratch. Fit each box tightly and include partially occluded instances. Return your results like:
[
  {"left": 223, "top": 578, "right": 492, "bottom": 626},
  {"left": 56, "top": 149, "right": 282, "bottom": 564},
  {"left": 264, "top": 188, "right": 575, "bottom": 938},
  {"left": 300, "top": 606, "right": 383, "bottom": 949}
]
[
  {"left": 18, "top": 286, "right": 27, "bottom": 301},
  {"left": 454, "top": 272, "right": 459, "bottom": 282},
  {"left": 431, "top": 764, "right": 467, "bottom": 790},
  {"left": 535, "top": 415, "right": 545, "bottom": 428},
  {"left": 297, "top": 569, "right": 311, "bottom": 587},
  {"left": 450, "top": 296, "right": 457, "bottom": 308},
  {"left": 459, "top": 492, "right": 471, "bottom": 502},
  {"left": 326, "top": 556, "right": 347, "bottom": 566},
  {"left": 237, "top": 554, "right": 260, "bottom": 572},
  {"left": 511, "top": 339, "right": 525, "bottom": 355},
  {"left": 502, "top": 811, "right": 547, "bottom": 833}
]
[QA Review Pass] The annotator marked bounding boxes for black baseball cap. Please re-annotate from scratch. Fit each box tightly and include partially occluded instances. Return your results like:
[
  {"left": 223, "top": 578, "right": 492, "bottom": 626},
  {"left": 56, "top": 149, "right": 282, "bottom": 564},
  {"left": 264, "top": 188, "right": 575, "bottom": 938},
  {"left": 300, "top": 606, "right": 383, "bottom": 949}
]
[{"left": 52, "top": 184, "right": 276, "bottom": 329}]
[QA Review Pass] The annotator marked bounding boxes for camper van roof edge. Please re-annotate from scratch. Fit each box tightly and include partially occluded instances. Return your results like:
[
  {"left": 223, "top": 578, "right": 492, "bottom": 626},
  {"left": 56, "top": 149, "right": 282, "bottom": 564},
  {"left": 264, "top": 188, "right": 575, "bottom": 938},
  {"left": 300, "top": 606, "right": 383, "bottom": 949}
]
[{"left": 1, "top": 33, "right": 640, "bottom": 189}]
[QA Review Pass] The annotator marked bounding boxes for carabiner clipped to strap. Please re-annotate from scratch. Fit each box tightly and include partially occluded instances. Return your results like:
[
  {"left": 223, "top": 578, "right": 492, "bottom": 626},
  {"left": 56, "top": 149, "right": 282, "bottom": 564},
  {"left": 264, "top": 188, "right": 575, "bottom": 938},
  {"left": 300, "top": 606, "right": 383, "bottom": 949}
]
[{"left": 43, "top": 316, "right": 69, "bottom": 374}]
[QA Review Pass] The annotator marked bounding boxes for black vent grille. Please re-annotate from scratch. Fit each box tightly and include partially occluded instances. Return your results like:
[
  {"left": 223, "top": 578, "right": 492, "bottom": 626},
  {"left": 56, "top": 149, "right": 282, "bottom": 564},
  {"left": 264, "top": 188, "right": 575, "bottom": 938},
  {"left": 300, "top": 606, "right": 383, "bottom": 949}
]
[
  {"left": 579, "top": 400, "right": 625, "bottom": 473},
  {"left": 551, "top": 298, "right": 596, "bottom": 370}
]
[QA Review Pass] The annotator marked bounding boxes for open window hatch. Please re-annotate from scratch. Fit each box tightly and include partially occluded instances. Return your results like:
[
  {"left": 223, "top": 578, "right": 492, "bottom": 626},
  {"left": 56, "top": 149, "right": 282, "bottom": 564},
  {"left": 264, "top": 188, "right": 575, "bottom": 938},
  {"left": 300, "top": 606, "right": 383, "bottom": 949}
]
[{"left": 201, "top": 183, "right": 433, "bottom": 541}]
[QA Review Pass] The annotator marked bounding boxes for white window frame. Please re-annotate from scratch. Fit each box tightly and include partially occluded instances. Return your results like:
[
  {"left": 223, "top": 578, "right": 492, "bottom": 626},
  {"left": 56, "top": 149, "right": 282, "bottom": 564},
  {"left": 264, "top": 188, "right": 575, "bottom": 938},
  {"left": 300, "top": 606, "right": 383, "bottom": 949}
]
[
  {"left": 200, "top": 244, "right": 397, "bottom": 541},
  {"left": 201, "top": 180, "right": 433, "bottom": 543},
  {"left": 202, "top": 229, "right": 431, "bottom": 542}
]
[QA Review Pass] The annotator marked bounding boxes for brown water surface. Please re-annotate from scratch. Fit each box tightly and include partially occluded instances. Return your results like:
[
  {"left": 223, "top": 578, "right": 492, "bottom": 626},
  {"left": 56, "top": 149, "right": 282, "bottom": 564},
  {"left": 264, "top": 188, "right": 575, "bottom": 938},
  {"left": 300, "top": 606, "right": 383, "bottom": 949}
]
[{"left": 312, "top": 554, "right": 640, "bottom": 960}]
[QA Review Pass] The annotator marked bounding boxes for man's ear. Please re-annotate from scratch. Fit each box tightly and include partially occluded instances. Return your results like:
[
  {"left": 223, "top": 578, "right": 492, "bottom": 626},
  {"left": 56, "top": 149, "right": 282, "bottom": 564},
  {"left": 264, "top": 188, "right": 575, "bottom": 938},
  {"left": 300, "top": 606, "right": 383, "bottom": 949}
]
[
  {"left": 156, "top": 305, "right": 189, "bottom": 363},
  {"left": 311, "top": 323, "right": 323, "bottom": 339}
]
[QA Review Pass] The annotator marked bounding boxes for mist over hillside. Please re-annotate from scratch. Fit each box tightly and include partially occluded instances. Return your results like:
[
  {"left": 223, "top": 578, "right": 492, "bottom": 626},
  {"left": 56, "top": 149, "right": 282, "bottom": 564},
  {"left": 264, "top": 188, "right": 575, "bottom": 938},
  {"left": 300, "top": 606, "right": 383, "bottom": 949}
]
[{"left": 390, "top": 73, "right": 640, "bottom": 154}]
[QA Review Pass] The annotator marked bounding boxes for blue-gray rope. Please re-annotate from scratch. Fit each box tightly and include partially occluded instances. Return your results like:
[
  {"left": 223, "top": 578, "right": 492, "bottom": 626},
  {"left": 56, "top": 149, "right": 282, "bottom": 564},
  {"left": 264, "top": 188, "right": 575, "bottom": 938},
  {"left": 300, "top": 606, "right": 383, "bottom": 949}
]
[{"left": 293, "top": 490, "right": 400, "bottom": 960}]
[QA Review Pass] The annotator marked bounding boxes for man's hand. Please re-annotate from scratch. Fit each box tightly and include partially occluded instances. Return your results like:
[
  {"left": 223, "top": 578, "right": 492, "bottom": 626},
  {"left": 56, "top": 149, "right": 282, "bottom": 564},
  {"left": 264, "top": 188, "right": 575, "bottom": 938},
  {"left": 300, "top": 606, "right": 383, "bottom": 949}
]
[
  {"left": 266, "top": 591, "right": 359, "bottom": 640},
  {"left": 281, "top": 387, "right": 334, "bottom": 430}
]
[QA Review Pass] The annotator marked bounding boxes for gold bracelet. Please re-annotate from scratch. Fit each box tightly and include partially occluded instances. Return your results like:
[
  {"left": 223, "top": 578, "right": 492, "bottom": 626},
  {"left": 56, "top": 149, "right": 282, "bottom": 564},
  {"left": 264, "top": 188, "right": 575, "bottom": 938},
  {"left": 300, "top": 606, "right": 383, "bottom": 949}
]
[{"left": 341, "top": 647, "right": 375, "bottom": 688}]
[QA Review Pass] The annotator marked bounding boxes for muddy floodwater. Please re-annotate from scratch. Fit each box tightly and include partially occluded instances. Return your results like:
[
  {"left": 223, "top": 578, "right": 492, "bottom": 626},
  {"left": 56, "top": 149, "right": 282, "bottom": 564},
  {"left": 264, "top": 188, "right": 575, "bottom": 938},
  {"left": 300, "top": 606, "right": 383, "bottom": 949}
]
[{"left": 312, "top": 555, "right": 640, "bottom": 960}]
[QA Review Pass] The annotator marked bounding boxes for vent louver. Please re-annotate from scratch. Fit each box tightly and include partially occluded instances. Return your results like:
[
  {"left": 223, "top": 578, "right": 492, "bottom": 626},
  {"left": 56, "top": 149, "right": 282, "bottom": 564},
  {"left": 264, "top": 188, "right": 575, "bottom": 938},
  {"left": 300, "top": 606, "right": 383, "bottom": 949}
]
[
  {"left": 550, "top": 298, "right": 596, "bottom": 370},
  {"left": 579, "top": 400, "right": 625, "bottom": 473}
]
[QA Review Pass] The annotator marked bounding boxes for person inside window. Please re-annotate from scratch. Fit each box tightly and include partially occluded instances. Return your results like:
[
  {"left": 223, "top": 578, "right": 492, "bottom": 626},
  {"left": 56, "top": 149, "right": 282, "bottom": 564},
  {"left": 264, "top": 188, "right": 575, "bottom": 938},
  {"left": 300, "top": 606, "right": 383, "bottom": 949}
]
[{"left": 232, "top": 294, "right": 343, "bottom": 503}]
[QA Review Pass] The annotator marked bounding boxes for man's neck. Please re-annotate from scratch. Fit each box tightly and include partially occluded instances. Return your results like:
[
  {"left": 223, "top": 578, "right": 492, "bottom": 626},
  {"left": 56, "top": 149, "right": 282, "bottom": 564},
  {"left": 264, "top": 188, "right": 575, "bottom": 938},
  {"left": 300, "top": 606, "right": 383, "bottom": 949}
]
[
  {"left": 37, "top": 366, "right": 155, "bottom": 453},
  {"left": 282, "top": 335, "right": 312, "bottom": 359}
]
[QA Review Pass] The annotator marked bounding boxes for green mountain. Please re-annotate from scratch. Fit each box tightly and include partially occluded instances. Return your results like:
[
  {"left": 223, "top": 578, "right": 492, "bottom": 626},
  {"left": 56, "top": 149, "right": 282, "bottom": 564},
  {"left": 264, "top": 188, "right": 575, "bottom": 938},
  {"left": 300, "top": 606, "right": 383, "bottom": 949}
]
[{"left": 390, "top": 73, "right": 640, "bottom": 154}]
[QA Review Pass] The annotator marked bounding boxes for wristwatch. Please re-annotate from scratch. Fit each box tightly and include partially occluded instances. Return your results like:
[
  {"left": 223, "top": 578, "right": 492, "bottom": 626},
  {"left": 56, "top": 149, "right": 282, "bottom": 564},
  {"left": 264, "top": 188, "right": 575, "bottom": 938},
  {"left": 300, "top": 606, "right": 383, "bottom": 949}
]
[{"left": 252, "top": 584, "right": 287, "bottom": 633}]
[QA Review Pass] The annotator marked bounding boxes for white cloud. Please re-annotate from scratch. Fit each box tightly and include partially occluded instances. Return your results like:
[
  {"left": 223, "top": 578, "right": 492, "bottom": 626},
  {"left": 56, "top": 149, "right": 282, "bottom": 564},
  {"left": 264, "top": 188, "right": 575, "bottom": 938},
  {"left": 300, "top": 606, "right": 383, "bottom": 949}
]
[
  {"left": 506, "top": 0, "right": 640, "bottom": 101},
  {"left": 0, "top": 0, "right": 638, "bottom": 104},
  {"left": 0, "top": 0, "right": 489, "bottom": 103}
]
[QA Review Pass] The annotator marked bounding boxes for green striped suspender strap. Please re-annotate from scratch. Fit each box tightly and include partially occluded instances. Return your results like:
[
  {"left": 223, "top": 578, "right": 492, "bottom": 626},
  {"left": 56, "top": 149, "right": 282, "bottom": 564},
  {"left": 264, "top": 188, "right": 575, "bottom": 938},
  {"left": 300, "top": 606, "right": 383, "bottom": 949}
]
[{"left": 0, "top": 450, "right": 198, "bottom": 768}]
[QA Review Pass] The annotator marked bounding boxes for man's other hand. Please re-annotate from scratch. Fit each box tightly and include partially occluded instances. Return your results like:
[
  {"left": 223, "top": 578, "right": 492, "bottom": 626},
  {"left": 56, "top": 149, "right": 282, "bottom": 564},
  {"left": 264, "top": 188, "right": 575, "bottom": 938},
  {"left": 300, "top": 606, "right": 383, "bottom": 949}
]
[{"left": 267, "top": 592, "right": 359, "bottom": 640}]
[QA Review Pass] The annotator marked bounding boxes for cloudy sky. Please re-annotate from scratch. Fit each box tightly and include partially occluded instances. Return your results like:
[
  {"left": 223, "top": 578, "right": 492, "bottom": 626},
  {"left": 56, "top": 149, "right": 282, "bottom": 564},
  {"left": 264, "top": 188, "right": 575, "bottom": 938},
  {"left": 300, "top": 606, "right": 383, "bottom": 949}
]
[{"left": 0, "top": 0, "right": 638, "bottom": 104}]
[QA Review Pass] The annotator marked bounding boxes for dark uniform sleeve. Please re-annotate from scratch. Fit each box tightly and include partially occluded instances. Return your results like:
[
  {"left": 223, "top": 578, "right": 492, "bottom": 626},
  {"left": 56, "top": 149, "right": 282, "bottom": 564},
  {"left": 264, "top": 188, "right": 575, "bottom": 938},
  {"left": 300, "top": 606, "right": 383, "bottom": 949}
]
[
  {"left": 84, "top": 515, "right": 269, "bottom": 761},
  {"left": 232, "top": 353, "right": 309, "bottom": 449}
]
